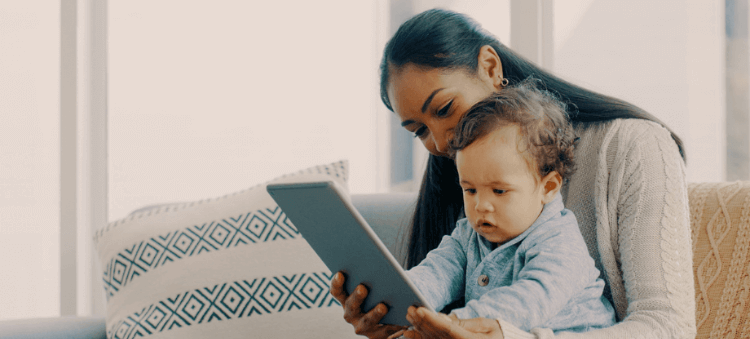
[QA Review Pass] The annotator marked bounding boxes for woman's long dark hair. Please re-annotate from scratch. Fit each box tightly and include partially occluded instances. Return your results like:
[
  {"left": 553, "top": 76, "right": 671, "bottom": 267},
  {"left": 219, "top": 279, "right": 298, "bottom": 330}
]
[{"left": 381, "top": 8, "right": 686, "bottom": 269}]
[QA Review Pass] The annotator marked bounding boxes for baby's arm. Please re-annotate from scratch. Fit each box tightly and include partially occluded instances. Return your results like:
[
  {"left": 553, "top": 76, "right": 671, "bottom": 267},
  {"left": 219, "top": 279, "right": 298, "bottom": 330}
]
[
  {"left": 406, "top": 220, "right": 470, "bottom": 312},
  {"left": 449, "top": 223, "right": 602, "bottom": 332}
]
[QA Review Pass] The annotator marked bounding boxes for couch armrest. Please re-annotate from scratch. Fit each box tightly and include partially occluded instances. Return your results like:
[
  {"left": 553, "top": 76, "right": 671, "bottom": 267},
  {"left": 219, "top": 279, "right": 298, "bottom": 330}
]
[{"left": 0, "top": 316, "right": 106, "bottom": 339}]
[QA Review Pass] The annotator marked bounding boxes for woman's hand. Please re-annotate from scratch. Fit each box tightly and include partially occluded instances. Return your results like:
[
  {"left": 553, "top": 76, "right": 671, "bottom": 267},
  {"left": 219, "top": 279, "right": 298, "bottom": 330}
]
[
  {"left": 403, "top": 306, "right": 504, "bottom": 339},
  {"left": 330, "top": 272, "right": 407, "bottom": 339}
]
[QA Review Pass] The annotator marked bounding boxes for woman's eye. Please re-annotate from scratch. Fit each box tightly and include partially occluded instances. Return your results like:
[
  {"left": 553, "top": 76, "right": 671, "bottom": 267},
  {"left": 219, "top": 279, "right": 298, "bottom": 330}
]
[
  {"left": 464, "top": 188, "right": 476, "bottom": 194},
  {"left": 413, "top": 126, "right": 428, "bottom": 138},
  {"left": 436, "top": 99, "right": 454, "bottom": 117},
  {"left": 493, "top": 189, "right": 506, "bottom": 195}
]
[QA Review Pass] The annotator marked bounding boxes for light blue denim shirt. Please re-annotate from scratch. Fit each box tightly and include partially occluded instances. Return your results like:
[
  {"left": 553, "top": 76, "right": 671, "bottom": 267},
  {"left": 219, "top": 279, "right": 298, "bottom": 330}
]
[{"left": 406, "top": 193, "right": 616, "bottom": 333}]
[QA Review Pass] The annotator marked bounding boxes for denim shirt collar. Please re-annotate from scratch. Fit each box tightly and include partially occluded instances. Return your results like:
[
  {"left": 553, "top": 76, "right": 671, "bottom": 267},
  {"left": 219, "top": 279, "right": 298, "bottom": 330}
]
[{"left": 478, "top": 192, "right": 565, "bottom": 253}]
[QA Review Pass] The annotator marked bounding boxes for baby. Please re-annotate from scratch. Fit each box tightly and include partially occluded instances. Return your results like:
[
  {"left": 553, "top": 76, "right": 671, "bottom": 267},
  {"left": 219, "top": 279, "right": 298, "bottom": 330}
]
[{"left": 405, "top": 79, "right": 616, "bottom": 333}]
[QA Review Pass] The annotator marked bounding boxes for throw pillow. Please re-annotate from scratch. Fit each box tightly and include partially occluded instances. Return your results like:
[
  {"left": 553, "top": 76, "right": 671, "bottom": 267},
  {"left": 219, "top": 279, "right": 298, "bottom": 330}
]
[{"left": 94, "top": 160, "right": 359, "bottom": 339}]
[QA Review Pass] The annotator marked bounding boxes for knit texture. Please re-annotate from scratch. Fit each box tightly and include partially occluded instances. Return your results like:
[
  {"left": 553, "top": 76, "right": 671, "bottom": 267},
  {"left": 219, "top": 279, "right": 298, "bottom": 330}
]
[
  {"left": 689, "top": 181, "right": 750, "bottom": 339},
  {"left": 500, "top": 119, "right": 697, "bottom": 339}
]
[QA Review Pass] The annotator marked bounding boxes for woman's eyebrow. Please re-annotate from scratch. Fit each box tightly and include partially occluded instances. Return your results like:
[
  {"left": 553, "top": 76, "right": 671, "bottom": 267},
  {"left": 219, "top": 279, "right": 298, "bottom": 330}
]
[{"left": 421, "top": 88, "right": 445, "bottom": 113}]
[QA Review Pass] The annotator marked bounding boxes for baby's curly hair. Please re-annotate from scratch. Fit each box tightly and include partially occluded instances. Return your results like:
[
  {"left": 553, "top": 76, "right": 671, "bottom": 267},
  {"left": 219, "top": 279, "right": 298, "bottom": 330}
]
[{"left": 449, "top": 78, "right": 578, "bottom": 180}]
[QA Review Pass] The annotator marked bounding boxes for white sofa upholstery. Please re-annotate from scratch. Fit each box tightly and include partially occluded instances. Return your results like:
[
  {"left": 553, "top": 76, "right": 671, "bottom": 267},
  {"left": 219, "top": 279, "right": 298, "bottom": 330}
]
[{"left": 0, "top": 193, "right": 417, "bottom": 339}]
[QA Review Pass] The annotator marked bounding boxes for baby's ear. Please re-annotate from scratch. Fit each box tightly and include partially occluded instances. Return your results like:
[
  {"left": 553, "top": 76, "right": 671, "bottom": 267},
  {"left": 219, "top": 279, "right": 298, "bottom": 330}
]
[{"left": 540, "top": 171, "right": 562, "bottom": 204}]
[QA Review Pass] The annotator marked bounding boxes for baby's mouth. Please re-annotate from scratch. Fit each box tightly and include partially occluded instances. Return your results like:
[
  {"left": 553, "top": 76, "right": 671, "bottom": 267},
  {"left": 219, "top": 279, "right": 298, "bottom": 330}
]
[{"left": 476, "top": 219, "right": 495, "bottom": 229}]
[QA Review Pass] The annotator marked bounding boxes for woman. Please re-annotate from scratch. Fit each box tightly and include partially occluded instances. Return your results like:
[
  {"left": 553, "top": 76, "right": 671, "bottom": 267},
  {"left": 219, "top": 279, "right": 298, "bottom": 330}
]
[{"left": 330, "top": 8, "right": 695, "bottom": 339}]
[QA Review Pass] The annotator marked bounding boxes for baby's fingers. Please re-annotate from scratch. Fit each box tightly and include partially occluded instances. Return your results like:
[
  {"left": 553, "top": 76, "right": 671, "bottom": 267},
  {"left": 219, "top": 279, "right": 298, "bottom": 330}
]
[{"left": 387, "top": 328, "right": 407, "bottom": 339}]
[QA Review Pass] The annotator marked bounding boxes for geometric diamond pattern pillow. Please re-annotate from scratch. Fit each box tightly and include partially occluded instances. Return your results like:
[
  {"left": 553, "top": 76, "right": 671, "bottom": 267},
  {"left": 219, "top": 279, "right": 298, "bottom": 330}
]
[{"left": 94, "top": 160, "right": 359, "bottom": 339}]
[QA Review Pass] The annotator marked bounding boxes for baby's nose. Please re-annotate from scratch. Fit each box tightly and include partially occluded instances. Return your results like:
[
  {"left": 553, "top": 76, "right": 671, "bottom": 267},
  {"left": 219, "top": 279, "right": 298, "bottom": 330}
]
[{"left": 476, "top": 198, "right": 493, "bottom": 212}]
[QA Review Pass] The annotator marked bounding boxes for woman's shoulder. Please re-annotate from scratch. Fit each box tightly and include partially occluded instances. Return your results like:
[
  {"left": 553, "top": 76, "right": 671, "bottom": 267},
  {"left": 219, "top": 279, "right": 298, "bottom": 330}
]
[
  {"left": 575, "top": 118, "right": 676, "bottom": 153},
  {"left": 613, "top": 118, "right": 672, "bottom": 140},
  {"left": 570, "top": 118, "right": 682, "bottom": 186},
  {"left": 575, "top": 118, "right": 670, "bottom": 139}
]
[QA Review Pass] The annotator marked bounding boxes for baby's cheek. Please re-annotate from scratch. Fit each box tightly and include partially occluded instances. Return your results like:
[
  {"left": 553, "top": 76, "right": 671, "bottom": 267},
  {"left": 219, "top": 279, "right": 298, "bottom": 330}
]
[{"left": 464, "top": 208, "right": 476, "bottom": 225}]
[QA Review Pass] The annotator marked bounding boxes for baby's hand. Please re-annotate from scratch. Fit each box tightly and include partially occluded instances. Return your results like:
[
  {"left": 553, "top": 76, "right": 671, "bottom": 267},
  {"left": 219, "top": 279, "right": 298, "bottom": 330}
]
[{"left": 403, "top": 306, "right": 504, "bottom": 339}]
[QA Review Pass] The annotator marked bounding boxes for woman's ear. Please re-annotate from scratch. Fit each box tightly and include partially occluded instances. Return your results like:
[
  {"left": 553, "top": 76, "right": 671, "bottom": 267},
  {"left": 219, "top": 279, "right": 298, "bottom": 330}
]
[
  {"left": 540, "top": 171, "right": 562, "bottom": 204},
  {"left": 477, "top": 45, "right": 504, "bottom": 90}
]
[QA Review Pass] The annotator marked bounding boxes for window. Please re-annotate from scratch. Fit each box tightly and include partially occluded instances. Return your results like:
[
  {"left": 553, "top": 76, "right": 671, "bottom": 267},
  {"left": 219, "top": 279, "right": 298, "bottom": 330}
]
[
  {"left": 0, "top": 1, "right": 60, "bottom": 320},
  {"left": 108, "top": 0, "right": 387, "bottom": 221},
  {"left": 554, "top": 1, "right": 725, "bottom": 182}
]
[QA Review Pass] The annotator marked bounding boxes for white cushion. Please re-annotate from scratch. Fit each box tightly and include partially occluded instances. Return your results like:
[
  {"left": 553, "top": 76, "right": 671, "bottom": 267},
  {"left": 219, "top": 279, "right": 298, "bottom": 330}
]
[{"left": 94, "top": 160, "right": 358, "bottom": 339}]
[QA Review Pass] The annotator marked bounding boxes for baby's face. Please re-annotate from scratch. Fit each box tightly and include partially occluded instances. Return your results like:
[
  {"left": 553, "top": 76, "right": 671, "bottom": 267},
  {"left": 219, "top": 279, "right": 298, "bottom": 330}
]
[{"left": 455, "top": 125, "right": 546, "bottom": 245}]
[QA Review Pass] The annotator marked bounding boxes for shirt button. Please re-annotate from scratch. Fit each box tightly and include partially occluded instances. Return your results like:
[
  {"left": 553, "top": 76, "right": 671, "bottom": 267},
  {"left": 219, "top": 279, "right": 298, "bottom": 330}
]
[{"left": 478, "top": 275, "right": 489, "bottom": 286}]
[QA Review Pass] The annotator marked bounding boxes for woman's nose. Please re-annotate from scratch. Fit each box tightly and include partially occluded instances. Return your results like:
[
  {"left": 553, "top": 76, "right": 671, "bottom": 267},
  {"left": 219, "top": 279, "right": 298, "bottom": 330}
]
[{"left": 433, "top": 130, "right": 453, "bottom": 154}]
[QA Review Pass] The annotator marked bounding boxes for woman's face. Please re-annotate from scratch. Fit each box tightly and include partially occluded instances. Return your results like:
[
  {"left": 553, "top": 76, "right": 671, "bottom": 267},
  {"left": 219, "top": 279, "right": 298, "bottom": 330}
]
[{"left": 386, "top": 63, "right": 499, "bottom": 157}]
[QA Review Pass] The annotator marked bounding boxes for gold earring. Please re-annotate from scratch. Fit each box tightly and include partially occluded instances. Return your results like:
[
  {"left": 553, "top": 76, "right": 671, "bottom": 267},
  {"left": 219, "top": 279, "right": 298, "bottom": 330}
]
[{"left": 501, "top": 78, "right": 509, "bottom": 87}]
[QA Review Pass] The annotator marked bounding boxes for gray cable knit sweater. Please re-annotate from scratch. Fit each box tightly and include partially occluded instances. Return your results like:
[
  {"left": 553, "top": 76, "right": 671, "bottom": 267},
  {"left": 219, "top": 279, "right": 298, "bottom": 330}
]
[{"left": 500, "top": 119, "right": 696, "bottom": 339}]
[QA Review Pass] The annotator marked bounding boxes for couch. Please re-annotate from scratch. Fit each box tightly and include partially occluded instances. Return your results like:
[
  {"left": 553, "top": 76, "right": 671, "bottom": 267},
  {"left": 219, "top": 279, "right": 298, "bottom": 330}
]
[
  {"left": 1, "top": 182, "right": 749, "bottom": 338},
  {"left": 0, "top": 192, "right": 417, "bottom": 339}
]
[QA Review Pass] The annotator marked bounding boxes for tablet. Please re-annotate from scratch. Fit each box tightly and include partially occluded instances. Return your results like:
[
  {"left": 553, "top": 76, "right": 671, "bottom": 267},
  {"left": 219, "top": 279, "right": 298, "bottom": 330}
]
[{"left": 266, "top": 180, "right": 432, "bottom": 326}]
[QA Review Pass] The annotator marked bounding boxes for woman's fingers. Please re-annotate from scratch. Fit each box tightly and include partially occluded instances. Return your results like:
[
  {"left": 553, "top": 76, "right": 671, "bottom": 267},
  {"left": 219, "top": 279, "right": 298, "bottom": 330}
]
[
  {"left": 355, "top": 307, "right": 406, "bottom": 339},
  {"left": 344, "top": 285, "right": 368, "bottom": 323},
  {"left": 330, "top": 272, "right": 348, "bottom": 305},
  {"left": 330, "top": 271, "right": 406, "bottom": 339},
  {"left": 330, "top": 272, "right": 365, "bottom": 327},
  {"left": 356, "top": 303, "right": 388, "bottom": 330},
  {"left": 350, "top": 296, "right": 407, "bottom": 338},
  {"left": 330, "top": 272, "right": 367, "bottom": 324}
]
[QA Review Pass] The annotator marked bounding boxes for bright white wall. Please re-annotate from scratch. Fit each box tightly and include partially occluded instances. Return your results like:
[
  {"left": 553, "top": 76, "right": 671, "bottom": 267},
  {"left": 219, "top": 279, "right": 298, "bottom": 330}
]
[
  {"left": 554, "top": 0, "right": 725, "bottom": 182},
  {"left": 0, "top": 1, "right": 60, "bottom": 320},
  {"left": 108, "top": 0, "right": 386, "bottom": 221}
]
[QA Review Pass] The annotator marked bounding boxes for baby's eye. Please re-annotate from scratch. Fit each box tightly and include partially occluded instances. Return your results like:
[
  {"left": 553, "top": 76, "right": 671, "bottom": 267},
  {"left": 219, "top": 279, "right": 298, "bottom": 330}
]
[
  {"left": 464, "top": 188, "right": 476, "bottom": 194},
  {"left": 493, "top": 189, "right": 506, "bottom": 195},
  {"left": 413, "top": 126, "right": 428, "bottom": 139}
]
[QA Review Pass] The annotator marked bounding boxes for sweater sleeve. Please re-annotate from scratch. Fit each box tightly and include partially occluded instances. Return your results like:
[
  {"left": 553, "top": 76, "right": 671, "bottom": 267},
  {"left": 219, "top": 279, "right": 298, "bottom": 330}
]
[
  {"left": 406, "top": 220, "right": 469, "bottom": 312},
  {"left": 499, "top": 120, "right": 696, "bottom": 339}
]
